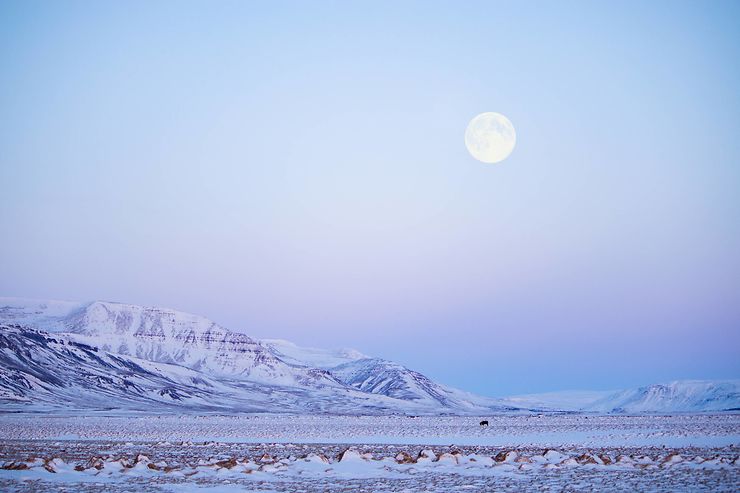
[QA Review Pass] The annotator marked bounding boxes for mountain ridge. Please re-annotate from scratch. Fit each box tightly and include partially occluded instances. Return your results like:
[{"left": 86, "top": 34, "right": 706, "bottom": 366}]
[
  {"left": 1, "top": 297, "right": 738, "bottom": 414},
  {"left": 0, "top": 297, "right": 514, "bottom": 414}
]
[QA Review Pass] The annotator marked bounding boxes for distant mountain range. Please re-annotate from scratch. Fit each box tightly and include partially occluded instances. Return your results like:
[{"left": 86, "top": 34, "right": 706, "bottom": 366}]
[
  {"left": 1, "top": 297, "right": 738, "bottom": 415},
  {"left": 502, "top": 381, "right": 740, "bottom": 413}
]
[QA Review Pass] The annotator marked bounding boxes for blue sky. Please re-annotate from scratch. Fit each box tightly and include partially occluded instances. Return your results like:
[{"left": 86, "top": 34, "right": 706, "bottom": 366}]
[{"left": 1, "top": 1, "right": 739, "bottom": 395}]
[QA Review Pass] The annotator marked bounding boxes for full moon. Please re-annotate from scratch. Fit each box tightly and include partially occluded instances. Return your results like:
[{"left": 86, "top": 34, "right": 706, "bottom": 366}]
[{"left": 465, "top": 112, "right": 516, "bottom": 163}]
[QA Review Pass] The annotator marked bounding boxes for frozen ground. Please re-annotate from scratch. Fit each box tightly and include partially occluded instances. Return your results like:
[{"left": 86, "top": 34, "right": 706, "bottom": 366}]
[{"left": 0, "top": 414, "right": 738, "bottom": 492}]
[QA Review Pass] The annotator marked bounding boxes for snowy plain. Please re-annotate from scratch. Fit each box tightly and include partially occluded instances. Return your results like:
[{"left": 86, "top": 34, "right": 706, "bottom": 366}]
[{"left": 1, "top": 414, "right": 738, "bottom": 492}]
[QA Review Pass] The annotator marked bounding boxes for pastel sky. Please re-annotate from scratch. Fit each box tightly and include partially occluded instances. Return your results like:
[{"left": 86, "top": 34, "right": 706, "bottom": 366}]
[{"left": 1, "top": 1, "right": 739, "bottom": 396}]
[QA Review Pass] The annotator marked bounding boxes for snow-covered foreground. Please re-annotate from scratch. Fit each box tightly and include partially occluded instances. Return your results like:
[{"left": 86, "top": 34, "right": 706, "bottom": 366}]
[
  {"left": 0, "top": 414, "right": 738, "bottom": 492},
  {"left": 1, "top": 414, "right": 739, "bottom": 447}
]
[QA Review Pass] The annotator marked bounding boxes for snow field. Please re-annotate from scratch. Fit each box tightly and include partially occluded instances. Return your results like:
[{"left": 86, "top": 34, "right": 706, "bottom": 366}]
[{"left": 0, "top": 414, "right": 738, "bottom": 491}]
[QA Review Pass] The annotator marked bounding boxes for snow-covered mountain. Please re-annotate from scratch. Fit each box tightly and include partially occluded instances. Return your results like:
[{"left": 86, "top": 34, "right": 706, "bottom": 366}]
[
  {"left": 0, "top": 297, "right": 513, "bottom": 414},
  {"left": 502, "top": 381, "right": 740, "bottom": 413},
  {"left": 0, "top": 323, "right": 464, "bottom": 414},
  {"left": 1, "top": 297, "right": 738, "bottom": 415},
  {"left": 585, "top": 380, "right": 740, "bottom": 413},
  {"left": 0, "top": 298, "right": 85, "bottom": 331},
  {"left": 261, "top": 339, "right": 504, "bottom": 410},
  {"left": 329, "top": 358, "right": 504, "bottom": 411},
  {"left": 262, "top": 339, "right": 368, "bottom": 369},
  {"left": 1, "top": 299, "right": 337, "bottom": 386},
  {"left": 0, "top": 324, "right": 223, "bottom": 410}
]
